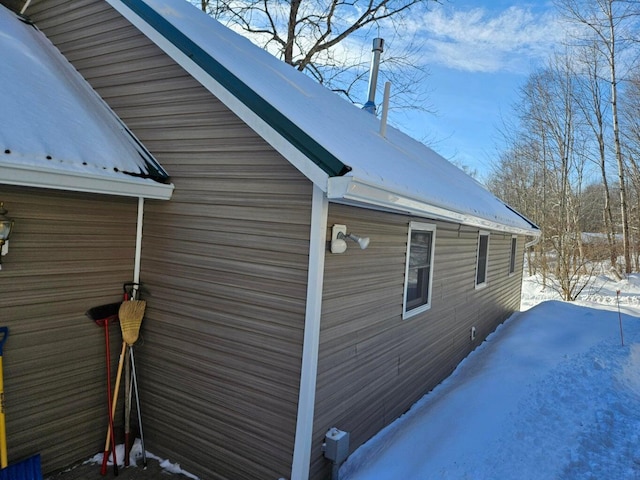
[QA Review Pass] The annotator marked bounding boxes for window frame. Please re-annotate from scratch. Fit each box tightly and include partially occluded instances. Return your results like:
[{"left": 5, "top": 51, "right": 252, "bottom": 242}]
[
  {"left": 508, "top": 235, "right": 518, "bottom": 276},
  {"left": 402, "top": 221, "right": 436, "bottom": 320},
  {"left": 475, "top": 231, "right": 490, "bottom": 289}
]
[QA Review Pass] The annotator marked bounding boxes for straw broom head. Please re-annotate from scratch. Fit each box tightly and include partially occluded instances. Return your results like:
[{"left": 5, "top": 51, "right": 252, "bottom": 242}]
[{"left": 119, "top": 300, "right": 146, "bottom": 345}]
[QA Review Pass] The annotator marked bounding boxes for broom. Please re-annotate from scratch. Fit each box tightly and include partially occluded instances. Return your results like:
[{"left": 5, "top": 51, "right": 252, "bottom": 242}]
[
  {"left": 119, "top": 300, "right": 146, "bottom": 346},
  {"left": 119, "top": 299, "right": 146, "bottom": 467}
]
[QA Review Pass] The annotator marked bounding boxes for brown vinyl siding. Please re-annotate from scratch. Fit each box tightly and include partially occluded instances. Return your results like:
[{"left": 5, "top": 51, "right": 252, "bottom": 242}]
[
  {"left": 26, "top": 1, "right": 310, "bottom": 478},
  {"left": 11, "top": 2, "right": 531, "bottom": 479},
  {"left": 0, "top": 186, "right": 136, "bottom": 474},
  {"left": 311, "top": 204, "right": 524, "bottom": 479}
]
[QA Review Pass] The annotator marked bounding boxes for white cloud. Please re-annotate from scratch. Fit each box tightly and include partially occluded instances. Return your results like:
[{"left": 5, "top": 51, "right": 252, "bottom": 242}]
[{"left": 414, "top": 5, "right": 564, "bottom": 73}]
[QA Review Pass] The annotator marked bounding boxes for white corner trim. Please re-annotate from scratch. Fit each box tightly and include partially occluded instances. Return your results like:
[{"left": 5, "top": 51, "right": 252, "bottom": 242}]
[
  {"left": 0, "top": 163, "right": 174, "bottom": 200},
  {"left": 291, "top": 185, "right": 328, "bottom": 480}
]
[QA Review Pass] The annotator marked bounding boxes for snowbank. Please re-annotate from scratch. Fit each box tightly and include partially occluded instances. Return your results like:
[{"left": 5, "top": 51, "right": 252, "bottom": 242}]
[{"left": 342, "top": 275, "right": 640, "bottom": 479}]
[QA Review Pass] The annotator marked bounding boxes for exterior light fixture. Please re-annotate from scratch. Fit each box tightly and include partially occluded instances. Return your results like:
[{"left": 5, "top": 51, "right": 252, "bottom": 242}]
[
  {"left": 0, "top": 203, "right": 14, "bottom": 270},
  {"left": 330, "top": 224, "right": 370, "bottom": 254}
]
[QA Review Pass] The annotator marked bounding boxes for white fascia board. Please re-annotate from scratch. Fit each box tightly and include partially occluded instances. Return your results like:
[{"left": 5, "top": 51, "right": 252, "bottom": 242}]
[
  {"left": 0, "top": 163, "right": 174, "bottom": 200},
  {"left": 106, "top": 0, "right": 330, "bottom": 190},
  {"left": 328, "top": 176, "right": 540, "bottom": 237}
]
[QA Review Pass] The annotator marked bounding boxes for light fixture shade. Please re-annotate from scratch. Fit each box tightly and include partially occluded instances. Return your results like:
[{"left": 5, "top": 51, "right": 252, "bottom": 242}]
[
  {"left": 330, "top": 238, "right": 348, "bottom": 254},
  {"left": 0, "top": 203, "right": 13, "bottom": 244},
  {"left": 330, "top": 224, "right": 371, "bottom": 253},
  {"left": 330, "top": 224, "right": 348, "bottom": 254},
  {"left": 348, "top": 234, "right": 370, "bottom": 250}
]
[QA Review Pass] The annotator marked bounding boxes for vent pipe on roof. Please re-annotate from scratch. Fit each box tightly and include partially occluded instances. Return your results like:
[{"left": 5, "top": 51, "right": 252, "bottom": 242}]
[
  {"left": 379, "top": 81, "right": 391, "bottom": 137},
  {"left": 362, "top": 38, "right": 384, "bottom": 115}
]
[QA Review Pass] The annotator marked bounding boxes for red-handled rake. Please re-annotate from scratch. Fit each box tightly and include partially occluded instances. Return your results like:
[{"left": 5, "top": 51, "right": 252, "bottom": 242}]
[{"left": 85, "top": 302, "right": 120, "bottom": 476}]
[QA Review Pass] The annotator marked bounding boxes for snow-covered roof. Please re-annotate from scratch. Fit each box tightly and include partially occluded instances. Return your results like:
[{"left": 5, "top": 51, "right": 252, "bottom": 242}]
[
  {"left": 0, "top": 5, "right": 173, "bottom": 200},
  {"left": 108, "top": 0, "right": 537, "bottom": 234}
]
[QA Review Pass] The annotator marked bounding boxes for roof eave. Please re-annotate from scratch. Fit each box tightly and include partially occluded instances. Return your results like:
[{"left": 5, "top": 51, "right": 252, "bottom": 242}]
[
  {"left": 108, "top": 0, "right": 349, "bottom": 183},
  {"left": 1, "top": 163, "right": 174, "bottom": 200},
  {"left": 327, "top": 176, "right": 541, "bottom": 237}
]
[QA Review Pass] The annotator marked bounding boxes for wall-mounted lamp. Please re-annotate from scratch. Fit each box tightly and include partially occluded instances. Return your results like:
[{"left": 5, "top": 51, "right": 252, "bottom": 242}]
[
  {"left": 330, "top": 224, "right": 370, "bottom": 254},
  {"left": 0, "top": 203, "right": 14, "bottom": 270}
]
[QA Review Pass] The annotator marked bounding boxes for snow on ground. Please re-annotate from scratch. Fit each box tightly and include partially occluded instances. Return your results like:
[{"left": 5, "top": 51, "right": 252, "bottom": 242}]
[
  {"left": 90, "top": 439, "right": 199, "bottom": 479},
  {"left": 341, "top": 273, "right": 640, "bottom": 480},
  {"left": 89, "top": 273, "right": 640, "bottom": 480}
]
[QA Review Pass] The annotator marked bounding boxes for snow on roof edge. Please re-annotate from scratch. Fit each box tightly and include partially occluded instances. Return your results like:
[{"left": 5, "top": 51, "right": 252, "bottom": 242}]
[
  {"left": 0, "top": 5, "right": 173, "bottom": 199},
  {"left": 328, "top": 176, "right": 540, "bottom": 236},
  {"left": 1, "top": 162, "right": 174, "bottom": 200},
  {"left": 110, "top": 0, "right": 538, "bottom": 233}
]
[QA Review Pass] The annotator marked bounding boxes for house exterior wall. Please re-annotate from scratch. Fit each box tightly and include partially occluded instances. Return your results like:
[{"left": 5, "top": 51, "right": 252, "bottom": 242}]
[
  {"left": 0, "top": 185, "right": 137, "bottom": 473},
  {"left": 310, "top": 203, "right": 524, "bottom": 479},
  {"left": 15, "top": 2, "right": 530, "bottom": 478},
  {"left": 25, "top": 1, "right": 311, "bottom": 478}
]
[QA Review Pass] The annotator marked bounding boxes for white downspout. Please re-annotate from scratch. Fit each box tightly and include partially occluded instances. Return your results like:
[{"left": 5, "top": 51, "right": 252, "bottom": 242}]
[
  {"left": 20, "top": 0, "right": 32, "bottom": 14},
  {"left": 525, "top": 234, "right": 541, "bottom": 249},
  {"left": 291, "top": 185, "right": 328, "bottom": 480},
  {"left": 133, "top": 197, "right": 144, "bottom": 294}
]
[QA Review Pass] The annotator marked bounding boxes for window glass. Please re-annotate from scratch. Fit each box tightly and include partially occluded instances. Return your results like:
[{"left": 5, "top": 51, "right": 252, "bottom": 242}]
[
  {"left": 509, "top": 237, "right": 517, "bottom": 275},
  {"left": 476, "top": 233, "right": 489, "bottom": 287},
  {"left": 404, "top": 223, "right": 435, "bottom": 318}
]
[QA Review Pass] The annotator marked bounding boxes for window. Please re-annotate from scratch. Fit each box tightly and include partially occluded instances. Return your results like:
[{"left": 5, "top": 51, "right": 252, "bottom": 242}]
[
  {"left": 509, "top": 236, "right": 517, "bottom": 275},
  {"left": 475, "top": 232, "right": 489, "bottom": 288},
  {"left": 403, "top": 222, "right": 436, "bottom": 318}
]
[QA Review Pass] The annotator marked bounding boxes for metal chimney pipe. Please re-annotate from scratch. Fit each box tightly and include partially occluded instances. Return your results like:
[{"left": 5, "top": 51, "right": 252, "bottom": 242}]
[{"left": 362, "top": 38, "right": 384, "bottom": 115}]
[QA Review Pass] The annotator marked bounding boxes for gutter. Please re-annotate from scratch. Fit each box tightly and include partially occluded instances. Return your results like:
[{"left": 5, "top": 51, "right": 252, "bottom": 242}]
[
  {"left": 328, "top": 176, "right": 541, "bottom": 237},
  {"left": 0, "top": 163, "right": 174, "bottom": 200}
]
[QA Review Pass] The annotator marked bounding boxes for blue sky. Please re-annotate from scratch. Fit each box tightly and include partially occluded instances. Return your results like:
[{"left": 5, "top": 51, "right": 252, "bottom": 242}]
[
  {"left": 204, "top": 0, "right": 564, "bottom": 180},
  {"left": 386, "top": 0, "right": 564, "bottom": 179}
]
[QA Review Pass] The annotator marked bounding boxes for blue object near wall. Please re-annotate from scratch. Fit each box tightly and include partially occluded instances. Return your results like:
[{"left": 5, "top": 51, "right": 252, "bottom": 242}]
[{"left": 0, "top": 453, "right": 42, "bottom": 480}]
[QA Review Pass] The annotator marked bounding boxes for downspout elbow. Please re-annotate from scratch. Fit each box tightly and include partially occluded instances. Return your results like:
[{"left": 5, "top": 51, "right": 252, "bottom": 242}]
[{"left": 525, "top": 234, "right": 541, "bottom": 249}]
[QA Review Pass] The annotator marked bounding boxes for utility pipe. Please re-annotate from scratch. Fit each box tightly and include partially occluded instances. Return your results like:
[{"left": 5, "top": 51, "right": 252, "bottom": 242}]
[
  {"left": 379, "top": 81, "right": 391, "bottom": 137},
  {"left": 362, "top": 38, "right": 384, "bottom": 114},
  {"left": 133, "top": 197, "right": 144, "bottom": 297},
  {"left": 20, "top": 0, "right": 31, "bottom": 14}
]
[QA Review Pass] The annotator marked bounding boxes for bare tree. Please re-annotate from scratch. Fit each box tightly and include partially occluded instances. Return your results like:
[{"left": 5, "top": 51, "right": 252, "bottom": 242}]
[
  {"left": 489, "top": 53, "right": 595, "bottom": 300},
  {"left": 556, "top": 0, "right": 640, "bottom": 274},
  {"left": 192, "top": 0, "right": 437, "bottom": 111},
  {"left": 573, "top": 40, "right": 619, "bottom": 269},
  {"left": 487, "top": 137, "right": 544, "bottom": 277},
  {"left": 622, "top": 73, "right": 640, "bottom": 268}
]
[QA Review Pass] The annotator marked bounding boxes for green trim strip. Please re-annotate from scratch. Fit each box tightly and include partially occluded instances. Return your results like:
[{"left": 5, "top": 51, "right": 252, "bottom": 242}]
[{"left": 120, "top": 0, "right": 350, "bottom": 177}]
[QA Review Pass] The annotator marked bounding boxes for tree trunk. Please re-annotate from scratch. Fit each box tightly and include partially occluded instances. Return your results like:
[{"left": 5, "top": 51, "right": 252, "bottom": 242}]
[{"left": 607, "top": 5, "right": 631, "bottom": 274}]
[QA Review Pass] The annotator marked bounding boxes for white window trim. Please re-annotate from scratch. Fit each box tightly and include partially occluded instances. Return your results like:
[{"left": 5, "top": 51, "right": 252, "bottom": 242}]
[
  {"left": 509, "top": 235, "right": 518, "bottom": 277},
  {"left": 475, "top": 231, "right": 490, "bottom": 290},
  {"left": 403, "top": 221, "right": 436, "bottom": 320}
]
